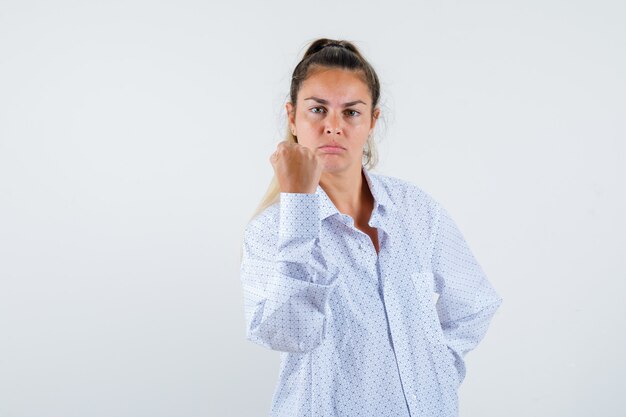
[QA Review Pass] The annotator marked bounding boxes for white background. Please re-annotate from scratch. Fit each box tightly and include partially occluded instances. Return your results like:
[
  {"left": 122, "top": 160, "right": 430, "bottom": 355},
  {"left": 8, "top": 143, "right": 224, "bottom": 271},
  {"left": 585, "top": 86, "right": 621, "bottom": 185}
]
[{"left": 1, "top": 0, "right": 624, "bottom": 416}]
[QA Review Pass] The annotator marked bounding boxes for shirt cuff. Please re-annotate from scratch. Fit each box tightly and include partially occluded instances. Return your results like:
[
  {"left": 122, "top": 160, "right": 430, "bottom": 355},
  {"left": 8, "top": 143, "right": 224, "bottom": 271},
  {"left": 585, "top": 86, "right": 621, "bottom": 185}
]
[{"left": 279, "top": 192, "right": 320, "bottom": 241}]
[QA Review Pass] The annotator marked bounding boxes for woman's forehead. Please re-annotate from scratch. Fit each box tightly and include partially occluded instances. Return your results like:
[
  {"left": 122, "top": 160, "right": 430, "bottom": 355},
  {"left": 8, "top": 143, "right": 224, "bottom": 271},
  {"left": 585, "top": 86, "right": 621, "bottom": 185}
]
[{"left": 299, "top": 68, "right": 370, "bottom": 103}]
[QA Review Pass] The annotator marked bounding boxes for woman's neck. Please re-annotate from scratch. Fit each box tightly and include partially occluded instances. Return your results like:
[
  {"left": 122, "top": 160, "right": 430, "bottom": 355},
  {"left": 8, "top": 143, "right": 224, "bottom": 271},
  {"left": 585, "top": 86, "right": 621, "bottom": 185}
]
[{"left": 319, "top": 166, "right": 373, "bottom": 221}]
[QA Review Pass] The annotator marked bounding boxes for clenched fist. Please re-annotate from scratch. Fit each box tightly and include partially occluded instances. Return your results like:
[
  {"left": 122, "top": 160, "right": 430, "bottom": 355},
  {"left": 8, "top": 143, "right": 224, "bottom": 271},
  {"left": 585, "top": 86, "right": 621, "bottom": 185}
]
[{"left": 270, "top": 141, "right": 322, "bottom": 194}]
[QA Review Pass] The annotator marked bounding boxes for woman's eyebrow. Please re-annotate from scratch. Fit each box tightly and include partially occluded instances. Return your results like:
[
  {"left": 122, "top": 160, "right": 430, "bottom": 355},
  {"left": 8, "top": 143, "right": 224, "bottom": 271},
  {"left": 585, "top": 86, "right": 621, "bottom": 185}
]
[{"left": 304, "top": 96, "right": 367, "bottom": 107}]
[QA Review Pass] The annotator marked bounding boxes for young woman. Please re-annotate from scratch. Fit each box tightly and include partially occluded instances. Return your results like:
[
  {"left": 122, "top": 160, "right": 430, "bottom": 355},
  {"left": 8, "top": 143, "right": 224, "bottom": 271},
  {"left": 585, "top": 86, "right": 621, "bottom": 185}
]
[{"left": 240, "top": 38, "right": 503, "bottom": 417}]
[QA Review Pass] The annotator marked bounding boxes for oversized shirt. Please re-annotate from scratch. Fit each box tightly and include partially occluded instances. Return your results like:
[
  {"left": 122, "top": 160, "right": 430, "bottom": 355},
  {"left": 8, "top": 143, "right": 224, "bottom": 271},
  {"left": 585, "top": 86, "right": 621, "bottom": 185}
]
[{"left": 240, "top": 166, "right": 503, "bottom": 417}]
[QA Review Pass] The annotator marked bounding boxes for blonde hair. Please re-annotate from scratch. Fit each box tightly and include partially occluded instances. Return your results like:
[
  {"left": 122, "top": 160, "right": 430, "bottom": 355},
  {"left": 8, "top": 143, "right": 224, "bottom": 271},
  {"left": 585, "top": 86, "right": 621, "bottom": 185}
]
[{"left": 250, "top": 38, "right": 382, "bottom": 221}]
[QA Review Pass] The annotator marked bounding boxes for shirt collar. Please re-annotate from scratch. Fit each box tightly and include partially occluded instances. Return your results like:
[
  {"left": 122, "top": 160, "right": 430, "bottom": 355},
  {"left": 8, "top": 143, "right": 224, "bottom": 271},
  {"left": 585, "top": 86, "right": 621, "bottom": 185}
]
[{"left": 315, "top": 165, "right": 394, "bottom": 221}]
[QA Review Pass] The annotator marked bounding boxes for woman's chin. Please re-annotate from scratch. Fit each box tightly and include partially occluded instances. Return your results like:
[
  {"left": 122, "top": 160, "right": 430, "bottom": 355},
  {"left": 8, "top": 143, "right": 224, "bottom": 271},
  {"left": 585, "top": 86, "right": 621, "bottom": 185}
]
[{"left": 320, "top": 160, "right": 357, "bottom": 175}]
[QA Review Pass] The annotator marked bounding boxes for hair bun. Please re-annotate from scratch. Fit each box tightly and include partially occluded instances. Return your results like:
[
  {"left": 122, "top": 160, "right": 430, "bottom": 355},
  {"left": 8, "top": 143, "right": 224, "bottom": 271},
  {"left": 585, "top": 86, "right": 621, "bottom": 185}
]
[{"left": 323, "top": 42, "right": 345, "bottom": 49}]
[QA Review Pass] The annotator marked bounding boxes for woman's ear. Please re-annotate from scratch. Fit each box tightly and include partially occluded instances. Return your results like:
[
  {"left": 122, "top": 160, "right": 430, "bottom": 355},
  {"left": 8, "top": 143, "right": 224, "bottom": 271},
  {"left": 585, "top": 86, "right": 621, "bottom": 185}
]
[
  {"left": 370, "top": 107, "right": 381, "bottom": 130},
  {"left": 286, "top": 102, "right": 296, "bottom": 133}
]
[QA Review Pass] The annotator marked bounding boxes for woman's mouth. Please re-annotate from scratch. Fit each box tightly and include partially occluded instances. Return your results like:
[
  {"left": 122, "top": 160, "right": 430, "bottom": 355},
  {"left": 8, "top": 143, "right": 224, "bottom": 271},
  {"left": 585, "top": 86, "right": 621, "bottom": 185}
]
[{"left": 319, "top": 145, "right": 346, "bottom": 154}]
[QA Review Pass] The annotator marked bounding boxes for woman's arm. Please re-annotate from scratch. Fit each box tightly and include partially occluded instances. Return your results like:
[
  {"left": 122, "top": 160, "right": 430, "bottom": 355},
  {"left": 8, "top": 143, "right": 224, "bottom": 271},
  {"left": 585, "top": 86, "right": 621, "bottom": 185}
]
[
  {"left": 240, "top": 193, "right": 339, "bottom": 353},
  {"left": 431, "top": 204, "right": 503, "bottom": 384}
]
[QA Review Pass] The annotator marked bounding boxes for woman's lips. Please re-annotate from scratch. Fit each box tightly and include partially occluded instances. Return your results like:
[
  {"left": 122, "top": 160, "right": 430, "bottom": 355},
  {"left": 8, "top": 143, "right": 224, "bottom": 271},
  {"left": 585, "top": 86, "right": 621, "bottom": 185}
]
[{"left": 319, "top": 145, "right": 345, "bottom": 154}]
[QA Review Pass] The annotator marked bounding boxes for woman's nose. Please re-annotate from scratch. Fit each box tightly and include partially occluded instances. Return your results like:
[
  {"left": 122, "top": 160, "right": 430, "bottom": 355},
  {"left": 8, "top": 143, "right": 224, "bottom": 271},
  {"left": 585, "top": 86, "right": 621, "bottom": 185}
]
[{"left": 325, "top": 112, "right": 342, "bottom": 135}]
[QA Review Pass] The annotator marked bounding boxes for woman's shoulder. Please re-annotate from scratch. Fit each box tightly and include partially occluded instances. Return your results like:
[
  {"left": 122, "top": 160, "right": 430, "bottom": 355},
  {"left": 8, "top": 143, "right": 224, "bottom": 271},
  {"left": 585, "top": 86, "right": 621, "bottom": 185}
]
[{"left": 368, "top": 171, "right": 441, "bottom": 212}]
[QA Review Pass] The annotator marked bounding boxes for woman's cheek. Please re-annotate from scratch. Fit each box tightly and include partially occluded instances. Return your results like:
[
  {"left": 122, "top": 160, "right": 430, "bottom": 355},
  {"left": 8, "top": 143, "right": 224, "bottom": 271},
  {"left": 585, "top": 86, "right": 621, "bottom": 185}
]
[
  {"left": 346, "top": 116, "right": 364, "bottom": 126},
  {"left": 300, "top": 113, "right": 321, "bottom": 126}
]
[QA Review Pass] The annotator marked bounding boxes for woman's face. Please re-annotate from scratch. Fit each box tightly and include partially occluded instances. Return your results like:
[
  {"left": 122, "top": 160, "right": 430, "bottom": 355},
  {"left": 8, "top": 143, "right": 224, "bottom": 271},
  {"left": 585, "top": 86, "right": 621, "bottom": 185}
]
[{"left": 286, "top": 67, "right": 380, "bottom": 175}]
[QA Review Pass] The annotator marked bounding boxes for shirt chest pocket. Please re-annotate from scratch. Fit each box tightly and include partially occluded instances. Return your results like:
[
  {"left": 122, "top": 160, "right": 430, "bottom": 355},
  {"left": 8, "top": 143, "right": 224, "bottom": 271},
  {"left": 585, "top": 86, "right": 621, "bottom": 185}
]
[{"left": 409, "top": 270, "right": 445, "bottom": 344}]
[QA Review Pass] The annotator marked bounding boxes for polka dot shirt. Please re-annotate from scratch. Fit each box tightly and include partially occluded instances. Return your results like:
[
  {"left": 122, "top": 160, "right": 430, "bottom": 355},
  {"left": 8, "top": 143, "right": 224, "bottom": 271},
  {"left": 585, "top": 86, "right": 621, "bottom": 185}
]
[{"left": 240, "top": 166, "right": 503, "bottom": 417}]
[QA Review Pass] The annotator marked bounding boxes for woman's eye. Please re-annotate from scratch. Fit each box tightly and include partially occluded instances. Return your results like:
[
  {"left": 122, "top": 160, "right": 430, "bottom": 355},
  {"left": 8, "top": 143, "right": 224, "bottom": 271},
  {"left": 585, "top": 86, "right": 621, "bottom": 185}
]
[
  {"left": 345, "top": 110, "right": 360, "bottom": 117},
  {"left": 311, "top": 107, "right": 326, "bottom": 114}
]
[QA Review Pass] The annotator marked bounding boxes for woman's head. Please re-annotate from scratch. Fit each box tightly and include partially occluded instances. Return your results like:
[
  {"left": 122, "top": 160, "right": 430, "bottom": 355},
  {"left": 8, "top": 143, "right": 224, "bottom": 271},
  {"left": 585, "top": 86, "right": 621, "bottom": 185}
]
[{"left": 285, "top": 38, "right": 381, "bottom": 170}]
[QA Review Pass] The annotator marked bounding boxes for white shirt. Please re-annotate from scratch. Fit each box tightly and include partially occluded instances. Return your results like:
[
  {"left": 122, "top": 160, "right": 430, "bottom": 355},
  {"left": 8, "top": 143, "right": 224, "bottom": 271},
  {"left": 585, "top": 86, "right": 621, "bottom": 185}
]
[{"left": 240, "top": 166, "right": 503, "bottom": 417}]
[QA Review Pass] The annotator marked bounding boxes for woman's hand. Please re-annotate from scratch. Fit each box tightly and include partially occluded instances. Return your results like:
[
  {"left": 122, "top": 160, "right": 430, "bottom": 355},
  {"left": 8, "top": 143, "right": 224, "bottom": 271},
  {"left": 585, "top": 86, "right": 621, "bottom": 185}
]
[{"left": 270, "top": 141, "right": 322, "bottom": 194}]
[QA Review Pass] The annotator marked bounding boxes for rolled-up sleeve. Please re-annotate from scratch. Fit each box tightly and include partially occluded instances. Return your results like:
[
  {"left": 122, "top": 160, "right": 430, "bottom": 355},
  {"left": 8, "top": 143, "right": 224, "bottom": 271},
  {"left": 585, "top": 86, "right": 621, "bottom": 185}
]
[
  {"left": 240, "top": 193, "right": 339, "bottom": 353},
  {"left": 431, "top": 204, "right": 503, "bottom": 384}
]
